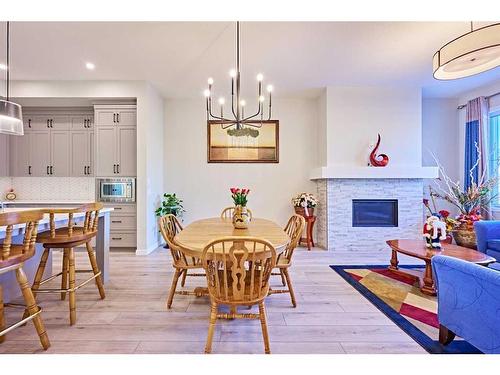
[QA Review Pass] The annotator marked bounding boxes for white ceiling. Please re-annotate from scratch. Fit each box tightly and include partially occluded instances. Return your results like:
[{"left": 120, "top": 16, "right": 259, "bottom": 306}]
[{"left": 1, "top": 21, "right": 500, "bottom": 99}]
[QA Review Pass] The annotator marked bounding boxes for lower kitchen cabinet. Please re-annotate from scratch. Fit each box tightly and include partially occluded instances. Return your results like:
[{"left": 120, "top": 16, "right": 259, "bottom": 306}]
[{"left": 104, "top": 203, "right": 137, "bottom": 249}]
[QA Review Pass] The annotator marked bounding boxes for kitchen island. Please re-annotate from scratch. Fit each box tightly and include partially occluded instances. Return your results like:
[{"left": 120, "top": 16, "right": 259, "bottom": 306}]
[{"left": 0, "top": 206, "right": 112, "bottom": 302}]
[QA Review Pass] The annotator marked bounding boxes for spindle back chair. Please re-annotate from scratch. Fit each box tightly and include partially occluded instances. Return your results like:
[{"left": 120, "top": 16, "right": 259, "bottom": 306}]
[
  {"left": 268, "top": 214, "right": 305, "bottom": 307},
  {"left": 30, "top": 203, "right": 105, "bottom": 325},
  {"left": 159, "top": 214, "right": 205, "bottom": 308},
  {"left": 0, "top": 209, "right": 50, "bottom": 349},
  {"left": 201, "top": 236, "right": 276, "bottom": 353},
  {"left": 220, "top": 206, "right": 253, "bottom": 220}
]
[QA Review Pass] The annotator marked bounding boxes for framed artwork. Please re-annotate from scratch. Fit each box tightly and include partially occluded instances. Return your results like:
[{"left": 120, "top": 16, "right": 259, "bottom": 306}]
[{"left": 207, "top": 120, "right": 279, "bottom": 163}]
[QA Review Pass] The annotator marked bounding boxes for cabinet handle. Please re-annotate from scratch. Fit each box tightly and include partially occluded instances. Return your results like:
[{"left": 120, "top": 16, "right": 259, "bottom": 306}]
[
  {"left": 115, "top": 207, "right": 122, "bottom": 210},
  {"left": 28, "top": 165, "right": 31, "bottom": 175},
  {"left": 116, "top": 113, "right": 119, "bottom": 123},
  {"left": 47, "top": 166, "right": 50, "bottom": 175},
  {"left": 28, "top": 119, "right": 31, "bottom": 128},
  {"left": 113, "top": 113, "right": 116, "bottom": 123},
  {"left": 84, "top": 166, "right": 87, "bottom": 175},
  {"left": 112, "top": 220, "right": 122, "bottom": 223},
  {"left": 112, "top": 237, "right": 122, "bottom": 240},
  {"left": 51, "top": 119, "right": 53, "bottom": 128},
  {"left": 84, "top": 119, "right": 87, "bottom": 128},
  {"left": 50, "top": 166, "right": 53, "bottom": 175},
  {"left": 47, "top": 119, "right": 50, "bottom": 128},
  {"left": 117, "top": 164, "right": 120, "bottom": 174}
]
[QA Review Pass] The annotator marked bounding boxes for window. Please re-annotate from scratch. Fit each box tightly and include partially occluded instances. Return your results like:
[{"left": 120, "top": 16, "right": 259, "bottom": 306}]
[{"left": 489, "top": 110, "right": 500, "bottom": 207}]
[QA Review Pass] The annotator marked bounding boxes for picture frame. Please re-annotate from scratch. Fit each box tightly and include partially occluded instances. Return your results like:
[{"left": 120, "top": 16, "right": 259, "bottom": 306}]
[{"left": 207, "top": 120, "right": 279, "bottom": 163}]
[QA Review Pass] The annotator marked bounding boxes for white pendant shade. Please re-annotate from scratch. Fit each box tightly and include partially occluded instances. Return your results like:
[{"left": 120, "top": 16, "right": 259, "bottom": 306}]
[
  {"left": 433, "top": 23, "right": 500, "bottom": 80},
  {"left": 0, "top": 99, "right": 23, "bottom": 135}
]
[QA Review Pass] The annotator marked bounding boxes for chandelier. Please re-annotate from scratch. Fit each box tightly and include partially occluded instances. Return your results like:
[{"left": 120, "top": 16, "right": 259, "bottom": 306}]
[
  {"left": 433, "top": 22, "right": 500, "bottom": 80},
  {"left": 204, "top": 21, "right": 273, "bottom": 136}
]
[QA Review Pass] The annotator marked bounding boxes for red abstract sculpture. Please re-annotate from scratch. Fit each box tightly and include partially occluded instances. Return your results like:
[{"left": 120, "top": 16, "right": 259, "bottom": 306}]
[{"left": 369, "top": 134, "right": 389, "bottom": 167}]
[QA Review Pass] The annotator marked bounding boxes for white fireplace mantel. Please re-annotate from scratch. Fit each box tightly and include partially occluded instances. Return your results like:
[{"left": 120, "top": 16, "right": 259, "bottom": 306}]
[{"left": 310, "top": 166, "right": 439, "bottom": 180}]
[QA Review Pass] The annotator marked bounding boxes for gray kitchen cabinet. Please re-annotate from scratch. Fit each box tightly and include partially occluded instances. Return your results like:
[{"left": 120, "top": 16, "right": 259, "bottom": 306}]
[
  {"left": 9, "top": 109, "right": 94, "bottom": 177},
  {"left": 116, "top": 127, "right": 136, "bottom": 176},
  {"left": 71, "top": 131, "right": 93, "bottom": 176},
  {"left": 95, "top": 105, "right": 136, "bottom": 177},
  {"left": 10, "top": 132, "right": 32, "bottom": 176},
  {"left": 70, "top": 115, "right": 93, "bottom": 130},
  {"left": 95, "top": 127, "right": 117, "bottom": 176},
  {"left": 50, "top": 130, "right": 71, "bottom": 176},
  {"left": 31, "top": 131, "right": 51, "bottom": 176},
  {"left": 0, "top": 134, "right": 10, "bottom": 176}
]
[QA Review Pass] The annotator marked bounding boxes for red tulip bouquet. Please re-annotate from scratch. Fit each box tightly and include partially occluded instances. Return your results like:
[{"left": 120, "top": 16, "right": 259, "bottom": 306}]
[{"left": 230, "top": 187, "right": 250, "bottom": 207}]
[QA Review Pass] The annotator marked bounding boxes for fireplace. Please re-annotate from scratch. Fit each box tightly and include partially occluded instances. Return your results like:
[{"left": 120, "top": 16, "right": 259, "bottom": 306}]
[{"left": 352, "top": 199, "right": 398, "bottom": 227}]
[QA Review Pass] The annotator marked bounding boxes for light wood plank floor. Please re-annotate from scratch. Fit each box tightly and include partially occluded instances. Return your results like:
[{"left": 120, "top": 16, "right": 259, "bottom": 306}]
[{"left": 0, "top": 246, "right": 426, "bottom": 354}]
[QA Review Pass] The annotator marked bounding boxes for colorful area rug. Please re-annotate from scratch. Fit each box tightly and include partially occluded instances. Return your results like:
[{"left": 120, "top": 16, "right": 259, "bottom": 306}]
[{"left": 330, "top": 265, "right": 482, "bottom": 354}]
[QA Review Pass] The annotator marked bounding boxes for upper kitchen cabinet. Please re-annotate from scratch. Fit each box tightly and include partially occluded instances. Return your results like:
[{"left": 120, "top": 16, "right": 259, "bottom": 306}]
[
  {"left": 94, "top": 105, "right": 137, "bottom": 177},
  {"left": 0, "top": 134, "right": 10, "bottom": 176},
  {"left": 9, "top": 108, "right": 94, "bottom": 177}
]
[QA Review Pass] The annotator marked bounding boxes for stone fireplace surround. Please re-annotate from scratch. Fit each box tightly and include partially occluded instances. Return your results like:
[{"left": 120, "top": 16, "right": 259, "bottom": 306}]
[{"left": 315, "top": 178, "right": 424, "bottom": 253}]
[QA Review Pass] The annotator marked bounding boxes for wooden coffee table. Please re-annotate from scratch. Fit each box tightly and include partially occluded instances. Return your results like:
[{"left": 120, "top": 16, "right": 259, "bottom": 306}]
[{"left": 386, "top": 239, "right": 496, "bottom": 296}]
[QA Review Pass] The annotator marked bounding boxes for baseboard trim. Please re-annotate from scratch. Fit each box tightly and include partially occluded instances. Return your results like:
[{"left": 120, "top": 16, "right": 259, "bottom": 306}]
[{"left": 135, "top": 242, "right": 160, "bottom": 256}]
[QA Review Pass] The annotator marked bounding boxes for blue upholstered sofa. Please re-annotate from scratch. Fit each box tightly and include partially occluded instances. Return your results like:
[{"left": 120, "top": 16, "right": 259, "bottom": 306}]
[
  {"left": 432, "top": 255, "right": 500, "bottom": 353},
  {"left": 474, "top": 221, "right": 500, "bottom": 270}
]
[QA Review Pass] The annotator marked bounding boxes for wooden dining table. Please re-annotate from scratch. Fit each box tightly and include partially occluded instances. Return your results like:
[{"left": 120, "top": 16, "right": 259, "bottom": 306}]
[{"left": 175, "top": 217, "right": 290, "bottom": 257}]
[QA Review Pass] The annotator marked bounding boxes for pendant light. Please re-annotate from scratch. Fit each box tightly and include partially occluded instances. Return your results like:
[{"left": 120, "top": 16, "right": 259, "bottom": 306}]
[
  {"left": 433, "top": 22, "right": 500, "bottom": 80},
  {"left": 0, "top": 21, "right": 23, "bottom": 136}
]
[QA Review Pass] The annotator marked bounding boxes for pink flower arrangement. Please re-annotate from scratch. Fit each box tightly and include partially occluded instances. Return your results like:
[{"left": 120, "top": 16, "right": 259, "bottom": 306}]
[{"left": 230, "top": 187, "right": 250, "bottom": 207}]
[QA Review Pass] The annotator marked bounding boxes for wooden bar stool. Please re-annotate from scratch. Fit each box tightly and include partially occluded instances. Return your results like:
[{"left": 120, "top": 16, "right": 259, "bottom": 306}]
[
  {"left": 0, "top": 209, "right": 50, "bottom": 349},
  {"left": 30, "top": 203, "right": 105, "bottom": 325}
]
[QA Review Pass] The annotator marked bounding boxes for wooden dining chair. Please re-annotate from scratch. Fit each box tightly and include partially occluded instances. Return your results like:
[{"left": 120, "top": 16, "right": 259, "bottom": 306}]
[
  {"left": 29, "top": 203, "right": 105, "bottom": 325},
  {"left": 202, "top": 236, "right": 276, "bottom": 354},
  {"left": 268, "top": 214, "right": 305, "bottom": 307},
  {"left": 220, "top": 206, "right": 253, "bottom": 220},
  {"left": 159, "top": 214, "right": 205, "bottom": 308},
  {"left": 0, "top": 209, "right": 50, "bottom": 349}
]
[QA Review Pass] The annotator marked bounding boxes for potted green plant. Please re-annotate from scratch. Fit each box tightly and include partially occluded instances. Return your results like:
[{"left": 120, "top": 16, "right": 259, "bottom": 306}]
[
  {"left": 155, "top": 193, "right": 185, "bottom": 218},
  {"left": 156, "top": 193, "right": 185, "bottom": 249}
]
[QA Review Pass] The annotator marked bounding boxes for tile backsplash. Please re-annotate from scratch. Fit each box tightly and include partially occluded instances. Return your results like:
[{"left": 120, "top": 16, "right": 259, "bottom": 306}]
[{"left": 0, "top": 177, "right": 95, "bottom": 201}]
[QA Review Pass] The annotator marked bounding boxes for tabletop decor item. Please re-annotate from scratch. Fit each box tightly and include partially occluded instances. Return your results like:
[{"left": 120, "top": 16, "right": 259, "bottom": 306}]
[
  {"left": 423, "top": 215, "right": 447, "bottom": 249},
  {"left": 368, "top": 134, "right": 389, "bottom": 167},
  {"left": 230, "top": 187, "right": 251, "bottom": 229},
  {"left": 292, "top": 192, "right": 318, "bottom": 217},
  {"left": 5, "top": 188, "right": 16, "bottom": 201},
  {"left": 429, "top": 151, "right": 497, "bottom": 249},
  {"left": 155, "top": 193, "right": 185, "bottom": 218},
  {"left": 422, "top": 198, "right": 454, "bottom": 244}
]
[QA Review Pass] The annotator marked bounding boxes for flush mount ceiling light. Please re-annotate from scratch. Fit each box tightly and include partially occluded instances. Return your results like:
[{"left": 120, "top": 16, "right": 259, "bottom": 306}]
[
  {"left": 433, "top": 22, "right": 500, "bottom": 80},
  {"left": 203, "top": 21, "right": 274, "bottom": 135},
  {"left": 0, "top": 21, "right": 23, "bottom": 136},
  {"left": 85, "top": 62, "right": 95, "bottom": 70}
]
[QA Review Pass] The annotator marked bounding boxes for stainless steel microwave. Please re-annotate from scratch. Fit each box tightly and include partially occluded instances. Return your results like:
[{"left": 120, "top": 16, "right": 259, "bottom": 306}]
[{"left": 97, "top": 178, "right": 136, "bottom": 203}]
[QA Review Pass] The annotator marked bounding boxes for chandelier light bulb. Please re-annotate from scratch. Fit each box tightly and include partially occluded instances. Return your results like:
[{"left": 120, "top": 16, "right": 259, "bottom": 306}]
[
  {"left": 240, "top": 100, "right": 246, "bottom": 107},
  {"left": 259, "top": 95, "right": 265, "bottom": 102},
  {"left": 218, "top": 97, "right": 225, "bottom": 105},
  {"left": 266, "top": 85, "right": 273, "bottom": 93},
  {"left": 256, "top": 73, "right": 264, "bottom": 81},
  {"left": 203, "top": 89, "right": 211, "bottom": 98},
  {"left": 0, "top": 63, "right": 7, "bottom": 70},
  {"left": 207, "top": 77, "right": 214, "bottom": 85},
  {"left": 229, "top": 69, "right": 237, "bottom": 78}
]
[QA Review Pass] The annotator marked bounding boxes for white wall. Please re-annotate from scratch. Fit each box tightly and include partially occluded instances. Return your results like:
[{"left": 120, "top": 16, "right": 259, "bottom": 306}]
[
  {"left": 10, "top": 80, "right": 165, "bottom": 254},
  {"left": 421, "top": 98, "right": 459, "bottom": 214},
  {"left": 164, "top": 98, "right": 318, "bottom": 227},
  {"left": 323, "top": 86, "right": 422, "bottom": 168}
]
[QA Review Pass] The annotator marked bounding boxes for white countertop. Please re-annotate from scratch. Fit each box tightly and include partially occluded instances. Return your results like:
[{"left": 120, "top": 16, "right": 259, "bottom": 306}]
[
  {"left": 2, "top": 200, "right": 96, "bottom": 205},
  {"left": 0, "top": 207, "right": 113, "bottom": 236}
]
